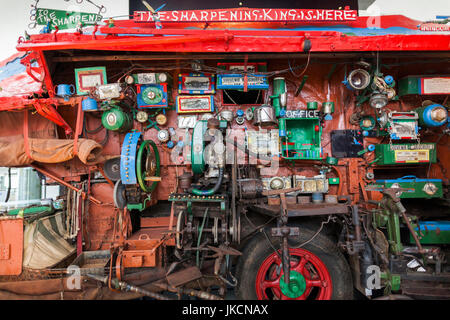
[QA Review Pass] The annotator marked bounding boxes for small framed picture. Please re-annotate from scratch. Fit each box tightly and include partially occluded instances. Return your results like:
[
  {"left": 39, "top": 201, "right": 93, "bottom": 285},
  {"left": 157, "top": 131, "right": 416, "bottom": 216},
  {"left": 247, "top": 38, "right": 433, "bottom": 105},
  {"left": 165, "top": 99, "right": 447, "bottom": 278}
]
[
  {"left": 176, "top": 95, "right": 214, "bottom": 113},
  {"left": 75, "top": 66, "right": 107, "bottom": 95},
  {"left": 178, "top": 73, "right": 215, "bottom": 94}
]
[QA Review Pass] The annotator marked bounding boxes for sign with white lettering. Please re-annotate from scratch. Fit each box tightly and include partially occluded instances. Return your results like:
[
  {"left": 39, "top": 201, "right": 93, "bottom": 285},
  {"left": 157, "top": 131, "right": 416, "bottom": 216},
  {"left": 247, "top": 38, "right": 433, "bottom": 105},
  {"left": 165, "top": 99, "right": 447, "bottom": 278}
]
[
  {"left": 134, "top": 8, "right": 357, "bottom": 23},
  {"left": 286, "top": 110, "right": 320, "bottom": 118},
  {"left": 36, "top": 8, "right": 102, "bottom": 30}
]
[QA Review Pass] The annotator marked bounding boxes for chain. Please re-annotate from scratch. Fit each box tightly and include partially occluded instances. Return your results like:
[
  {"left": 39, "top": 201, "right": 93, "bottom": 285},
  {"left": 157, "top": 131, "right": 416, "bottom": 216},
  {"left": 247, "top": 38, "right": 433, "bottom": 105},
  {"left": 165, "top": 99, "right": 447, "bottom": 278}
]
[{"left": 28, "top": 0, "right": 40, "bottom": 29}]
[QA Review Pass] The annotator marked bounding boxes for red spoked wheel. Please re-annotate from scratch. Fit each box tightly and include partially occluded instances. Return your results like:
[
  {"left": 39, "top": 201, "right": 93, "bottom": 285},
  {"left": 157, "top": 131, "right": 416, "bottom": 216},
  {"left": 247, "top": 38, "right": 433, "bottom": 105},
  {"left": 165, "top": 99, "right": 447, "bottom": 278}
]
[{"left": 255, "top": 248, "right": 333, "bottom": 300}]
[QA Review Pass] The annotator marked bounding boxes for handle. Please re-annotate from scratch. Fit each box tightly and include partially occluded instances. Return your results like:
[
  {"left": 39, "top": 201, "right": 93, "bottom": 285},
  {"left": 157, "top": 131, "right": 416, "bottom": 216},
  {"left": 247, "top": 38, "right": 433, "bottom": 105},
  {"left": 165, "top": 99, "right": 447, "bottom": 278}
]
[
  {"left": 400, "top": 175, "right": 417, "bottom": 180},
  {"left": 70, "top": 84, "right": 75, "bottom": 95},
  {"left": 138, "top": 234, "right": 149, "bottom": 240}
]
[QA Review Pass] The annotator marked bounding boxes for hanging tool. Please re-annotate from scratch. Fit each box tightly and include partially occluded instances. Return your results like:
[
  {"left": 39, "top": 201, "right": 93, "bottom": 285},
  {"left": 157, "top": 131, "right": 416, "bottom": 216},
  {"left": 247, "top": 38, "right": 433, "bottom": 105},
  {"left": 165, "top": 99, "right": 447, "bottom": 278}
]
[{"left": 262, "top": 186, "right": 304, "bottom": 285}]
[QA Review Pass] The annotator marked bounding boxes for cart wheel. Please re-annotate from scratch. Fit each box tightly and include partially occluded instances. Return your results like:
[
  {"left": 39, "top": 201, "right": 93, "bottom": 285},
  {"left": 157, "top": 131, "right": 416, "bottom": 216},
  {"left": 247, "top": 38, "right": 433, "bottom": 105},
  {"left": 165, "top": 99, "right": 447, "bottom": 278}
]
[{"left": 235, "top": 224, "right": 353, "bottom": 300}]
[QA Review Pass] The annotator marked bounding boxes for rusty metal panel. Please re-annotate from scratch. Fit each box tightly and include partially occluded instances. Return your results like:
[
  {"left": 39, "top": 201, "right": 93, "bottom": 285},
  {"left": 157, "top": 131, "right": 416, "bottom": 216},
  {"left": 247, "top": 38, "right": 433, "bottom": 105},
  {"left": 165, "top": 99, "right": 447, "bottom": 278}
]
[
  {"left": 166, "top": 266, "right": 202, "bottom": 288},
  {"left": 0, "top": 218, "right": 23, "bottom": 276},
  {"left": 141, "top": 216, "right": 171, "bottom": 228},
  {"left": 122, "top": 249, "right": 159, "bottom": 268}
]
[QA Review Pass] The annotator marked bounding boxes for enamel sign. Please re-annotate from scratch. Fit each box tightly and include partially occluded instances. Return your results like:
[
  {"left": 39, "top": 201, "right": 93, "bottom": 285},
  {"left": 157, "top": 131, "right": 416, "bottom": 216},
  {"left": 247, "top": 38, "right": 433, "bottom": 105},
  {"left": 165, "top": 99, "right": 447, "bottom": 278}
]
[{"left": 134, "top": 8, "right": 358, "bottom": 23}]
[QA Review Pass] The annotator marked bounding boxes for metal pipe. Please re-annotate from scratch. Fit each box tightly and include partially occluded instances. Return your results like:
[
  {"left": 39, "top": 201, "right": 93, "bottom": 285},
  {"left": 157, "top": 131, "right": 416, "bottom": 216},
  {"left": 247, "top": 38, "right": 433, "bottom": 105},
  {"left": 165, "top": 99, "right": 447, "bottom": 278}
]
[
  {"left": 401, "top": 211, "right": 424, "bottom": 254},
  {"left": 155, "top": 282, "right": 223, "bottom": 300},
  {"left": 87, "top": 274, "right": 173, "bottom": 300},
  {"left": 87, "top": 274, "right": 223, "bottom": 300},
  {"left": 31, "top": 164, "right": 101, "bottom": 204}
]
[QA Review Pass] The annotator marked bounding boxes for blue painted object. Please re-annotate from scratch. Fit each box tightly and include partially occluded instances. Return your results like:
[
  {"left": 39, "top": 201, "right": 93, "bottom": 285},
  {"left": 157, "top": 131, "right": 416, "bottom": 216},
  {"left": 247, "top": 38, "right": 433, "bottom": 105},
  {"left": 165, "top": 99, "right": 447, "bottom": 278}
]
[
  {"left": 236, "top": 109, "right": 244, "bottom": 117},
  {"left": 167, "top": 141, "right": 174, "bottom": 149},
  {"left": 55, "top": 84, "right": 75, "bottom": 101},
  {"left": 120, "top": 132, "right": 142, "bottom": 185},
  {"left": 311, "top": 192, "right": 324, "bottom": 203},
  {"left": 418, "top": 104, "right": 448, "bottom": 127},
  {"left": 82, "top": 97, "right": 98, "bottom": 111},
  {"left": 384, "top": 75, "right": 394, "bottom": 85}
]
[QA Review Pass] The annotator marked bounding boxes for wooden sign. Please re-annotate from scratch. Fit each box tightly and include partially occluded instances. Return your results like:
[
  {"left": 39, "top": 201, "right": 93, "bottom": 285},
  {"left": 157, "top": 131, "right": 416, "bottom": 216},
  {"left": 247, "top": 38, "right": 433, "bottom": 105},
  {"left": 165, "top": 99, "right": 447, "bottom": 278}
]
[
  {"left": 74, "top": 66, "right": 107, "bottom": 95},
  {"left": 134, "top": 8, "right": 357, "bottom": 23},
  {"left": 36, "top": 8, "right": 102, "bottom": 30}
]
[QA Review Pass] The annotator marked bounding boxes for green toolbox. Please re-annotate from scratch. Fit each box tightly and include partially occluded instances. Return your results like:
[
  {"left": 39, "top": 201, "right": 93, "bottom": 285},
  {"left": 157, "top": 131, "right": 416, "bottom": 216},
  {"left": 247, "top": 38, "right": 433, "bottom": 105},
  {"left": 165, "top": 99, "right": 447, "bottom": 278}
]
[
  {"left": 399, "top": 75, "right": 450, "bottom": 96},
  {"left": 375, "top": 176, "right": 443, "bottom": 199},
  {"left": 374, "top": 143, "right": 436, "bottom": 165},
  {"left": 411, "top": 221, "right": 450, "bottom": 244}
]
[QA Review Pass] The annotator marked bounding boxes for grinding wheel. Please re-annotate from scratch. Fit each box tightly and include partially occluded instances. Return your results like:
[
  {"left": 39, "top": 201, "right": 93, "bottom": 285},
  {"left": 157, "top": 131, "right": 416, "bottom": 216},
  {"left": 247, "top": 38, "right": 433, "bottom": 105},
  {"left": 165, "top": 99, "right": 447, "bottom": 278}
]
[
  {"left": 104, "top": 157, "right": 121, "bottom": 181},
  {"left": 113, "top": 180, "right": 127, "bottom": 209}
]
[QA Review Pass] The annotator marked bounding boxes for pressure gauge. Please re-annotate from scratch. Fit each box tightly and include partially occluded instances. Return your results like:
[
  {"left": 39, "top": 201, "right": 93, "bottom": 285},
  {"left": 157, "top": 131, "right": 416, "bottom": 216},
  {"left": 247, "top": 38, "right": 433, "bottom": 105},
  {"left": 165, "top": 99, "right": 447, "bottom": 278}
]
[
  {"left": 125, "top": 75, "right": 134, "bottom": 85},
  {"left": 156, "top": 113, "right": 167, "bottom": 126},
  {"left": 423, "top": 183, "right": 438, "bottom": 196},
  {"left": 157, "top": 129, "right": 170, "bottom": 143},
  {"left": 158, "top": 73, "right": 168, "bottom": 83},
  {"left": 245, "top": 108, "right": 254, "bottom": 121},
  {"left": 136, "top": 111, "right": 148, "bottom": 123},
  {"left": 269, "top": 177, "right": 285, "bottom": 190}
]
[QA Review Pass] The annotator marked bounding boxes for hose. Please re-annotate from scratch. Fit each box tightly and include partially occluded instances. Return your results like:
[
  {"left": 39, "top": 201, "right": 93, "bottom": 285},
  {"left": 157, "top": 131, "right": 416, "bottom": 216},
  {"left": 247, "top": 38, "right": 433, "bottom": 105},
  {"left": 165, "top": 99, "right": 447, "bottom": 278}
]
[
  {"left": 190, "top": 168, "right": 224, "bottom": 196},
  {"left": 4, "top": 168, "right": 11, "bottom": 203}
]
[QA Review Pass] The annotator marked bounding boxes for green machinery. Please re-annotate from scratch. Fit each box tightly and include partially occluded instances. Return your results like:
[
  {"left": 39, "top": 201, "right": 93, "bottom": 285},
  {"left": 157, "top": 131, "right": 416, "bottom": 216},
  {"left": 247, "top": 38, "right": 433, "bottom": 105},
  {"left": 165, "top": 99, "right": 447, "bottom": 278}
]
[
  {"left": 279, "top": 116, "right": 322, "bottom": 160},
  {"left": 398, "top": 75, "right": 450, "bottom": 96},
  {"left": 374, "top": 143, "right": 437, "bottom": 165},
  {"left": 271, "top": 77, "right": 323, "bottom": 160},
  {"left": 374, "top": 176, "right": 443, "bottom": 199},
  {"left": 410, "top": 221, "right": 450, "bottom": 245},
  {"left": 101, "top": 102, "right": 133, "bottom": 132},
  {"left": 191, "top": 119, "right": 227, "bottom": 174}
]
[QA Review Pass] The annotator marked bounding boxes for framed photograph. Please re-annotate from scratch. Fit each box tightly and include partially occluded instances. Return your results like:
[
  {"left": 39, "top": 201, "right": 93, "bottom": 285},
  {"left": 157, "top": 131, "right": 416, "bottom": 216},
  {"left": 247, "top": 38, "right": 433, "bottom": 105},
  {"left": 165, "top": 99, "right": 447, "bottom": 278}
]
[
  {"left": 178, "top": 73, "right": 215, "bottom": 94},
  {"left": 176, "top": 95, "right": 214, "bottom": 113},
  {"left": 75, "top": 66, "right": 107, "bottom": 95}
]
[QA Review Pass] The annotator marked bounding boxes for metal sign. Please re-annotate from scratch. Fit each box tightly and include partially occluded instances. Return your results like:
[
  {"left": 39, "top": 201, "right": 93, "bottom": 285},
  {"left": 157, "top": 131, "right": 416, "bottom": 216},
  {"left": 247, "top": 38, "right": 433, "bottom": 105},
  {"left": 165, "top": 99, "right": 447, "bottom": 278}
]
[
  {"left": 36, "top": 8, "right": 102, "bottom": 30},
  {"left": 134, "top": 8, "right": 357, "bottom": 23}
]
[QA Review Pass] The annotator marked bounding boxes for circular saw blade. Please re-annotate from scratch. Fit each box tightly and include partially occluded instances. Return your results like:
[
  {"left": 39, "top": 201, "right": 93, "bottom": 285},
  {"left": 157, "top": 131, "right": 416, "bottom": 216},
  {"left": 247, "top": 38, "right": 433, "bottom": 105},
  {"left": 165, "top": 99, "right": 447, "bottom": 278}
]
[
  {"left": 104, "top": 157, "right": 121, "bottom": 181},
  {"left": 113, "top": 180, "right": 127, "bottom": 209}
]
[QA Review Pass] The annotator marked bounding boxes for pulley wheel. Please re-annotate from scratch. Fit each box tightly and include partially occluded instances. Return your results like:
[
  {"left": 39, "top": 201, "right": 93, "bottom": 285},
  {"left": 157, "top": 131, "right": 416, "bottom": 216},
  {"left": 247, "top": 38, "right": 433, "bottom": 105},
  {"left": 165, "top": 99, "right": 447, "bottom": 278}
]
[{"left": 136, "top": 140, "right": 160, "bottom": 193}]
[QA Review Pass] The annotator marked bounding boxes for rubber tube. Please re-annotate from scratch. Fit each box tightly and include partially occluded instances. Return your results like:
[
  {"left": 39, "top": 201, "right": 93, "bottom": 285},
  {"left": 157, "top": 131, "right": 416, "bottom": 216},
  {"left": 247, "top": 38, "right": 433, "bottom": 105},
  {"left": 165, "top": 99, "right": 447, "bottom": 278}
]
[{"left": 190, "top": 167, "right": 224, "bottom": 196}]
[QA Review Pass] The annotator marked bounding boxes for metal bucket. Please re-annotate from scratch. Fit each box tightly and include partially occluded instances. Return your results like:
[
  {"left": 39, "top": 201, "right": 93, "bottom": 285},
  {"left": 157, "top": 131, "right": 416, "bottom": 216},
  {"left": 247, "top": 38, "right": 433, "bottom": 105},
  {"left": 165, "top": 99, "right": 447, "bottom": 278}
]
[{"left": 253, "top": 105, "right": 277, "bottom": 126}]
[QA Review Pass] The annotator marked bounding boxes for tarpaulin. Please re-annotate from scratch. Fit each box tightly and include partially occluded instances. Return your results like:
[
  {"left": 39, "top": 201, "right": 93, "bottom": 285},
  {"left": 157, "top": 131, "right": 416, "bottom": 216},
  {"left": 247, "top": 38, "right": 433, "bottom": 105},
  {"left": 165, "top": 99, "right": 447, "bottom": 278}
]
[
  {"left": 0, "top": 136, "right": 104, "bottom": 167},
  {"left": 23, "top": 211, "right": 75, "bottom": 269}
]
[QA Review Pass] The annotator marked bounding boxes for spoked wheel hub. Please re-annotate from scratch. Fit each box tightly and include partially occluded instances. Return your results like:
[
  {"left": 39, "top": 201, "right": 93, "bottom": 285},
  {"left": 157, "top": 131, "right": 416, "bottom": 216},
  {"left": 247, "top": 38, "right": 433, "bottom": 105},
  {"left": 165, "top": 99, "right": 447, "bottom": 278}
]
[{"left": 255, "top": 248, "right": 332, "bottom": 300}]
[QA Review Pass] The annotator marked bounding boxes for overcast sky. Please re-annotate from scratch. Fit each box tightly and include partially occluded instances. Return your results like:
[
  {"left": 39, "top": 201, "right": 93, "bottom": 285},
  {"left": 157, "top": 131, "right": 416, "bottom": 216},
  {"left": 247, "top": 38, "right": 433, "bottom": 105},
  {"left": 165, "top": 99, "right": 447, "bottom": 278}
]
[{"left": 0, "top": 0, "right": 448, "bottom": 61}]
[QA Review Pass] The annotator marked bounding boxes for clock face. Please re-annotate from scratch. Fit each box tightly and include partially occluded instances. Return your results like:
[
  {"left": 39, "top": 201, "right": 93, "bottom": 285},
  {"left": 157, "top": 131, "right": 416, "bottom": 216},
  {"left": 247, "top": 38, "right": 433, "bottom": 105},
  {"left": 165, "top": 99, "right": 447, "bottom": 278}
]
[{"left": 177, "top": 115, "right": 197, "bottom": 129}]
